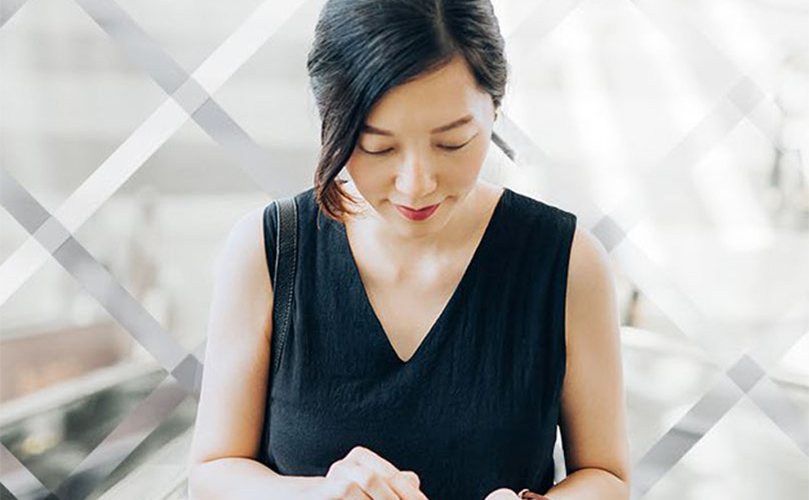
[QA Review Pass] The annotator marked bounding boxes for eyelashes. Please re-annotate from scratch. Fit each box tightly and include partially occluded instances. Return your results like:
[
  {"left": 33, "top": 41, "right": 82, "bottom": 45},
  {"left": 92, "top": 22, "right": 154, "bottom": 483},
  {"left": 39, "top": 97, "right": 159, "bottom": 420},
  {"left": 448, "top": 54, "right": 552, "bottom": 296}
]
[
  {"left": 439, "top": 143, "right": 468, "bottom": 151},
  {"left": 359, "top": 135, "right": 477, "bottom": 156},
  {"left": 361, "top": 147, "right": 394, "bottom": 156}
]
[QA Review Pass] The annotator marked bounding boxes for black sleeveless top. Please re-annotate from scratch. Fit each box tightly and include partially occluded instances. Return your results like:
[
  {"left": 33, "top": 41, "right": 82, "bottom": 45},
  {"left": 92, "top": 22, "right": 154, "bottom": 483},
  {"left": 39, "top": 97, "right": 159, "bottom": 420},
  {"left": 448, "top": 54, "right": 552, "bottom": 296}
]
[{"left": 258, "top": 186, "right": 577, "bottom": 499}]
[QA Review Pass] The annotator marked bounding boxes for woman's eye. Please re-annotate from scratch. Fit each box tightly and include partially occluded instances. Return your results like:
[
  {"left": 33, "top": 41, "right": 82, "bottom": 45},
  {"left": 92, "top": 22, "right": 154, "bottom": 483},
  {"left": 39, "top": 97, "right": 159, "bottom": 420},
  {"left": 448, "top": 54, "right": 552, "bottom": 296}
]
[
  {"left": 359, "top": 137, "right": 474, "bottom": 156},
  {"left": 438, "top": 134, "right": 477, "bottom": 151},
  {"left": 360, "top": 147, "right": 393, "bottom": 155}
]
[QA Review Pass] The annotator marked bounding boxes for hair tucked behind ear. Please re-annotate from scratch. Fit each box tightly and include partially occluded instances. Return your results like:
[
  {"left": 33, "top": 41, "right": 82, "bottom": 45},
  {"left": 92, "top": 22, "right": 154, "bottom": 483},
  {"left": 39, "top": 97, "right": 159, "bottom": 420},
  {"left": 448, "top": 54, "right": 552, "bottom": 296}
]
[{"left": 307, "top": 0, "right": 511, "bottom": 224}]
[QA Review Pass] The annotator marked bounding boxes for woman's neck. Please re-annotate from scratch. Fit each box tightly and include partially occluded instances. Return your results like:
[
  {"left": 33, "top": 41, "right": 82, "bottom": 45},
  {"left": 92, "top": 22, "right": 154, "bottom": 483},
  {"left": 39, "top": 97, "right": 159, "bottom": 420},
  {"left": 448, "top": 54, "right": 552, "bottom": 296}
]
[{"left": 341, "top": 180, "right": 500, "bottom": 279}]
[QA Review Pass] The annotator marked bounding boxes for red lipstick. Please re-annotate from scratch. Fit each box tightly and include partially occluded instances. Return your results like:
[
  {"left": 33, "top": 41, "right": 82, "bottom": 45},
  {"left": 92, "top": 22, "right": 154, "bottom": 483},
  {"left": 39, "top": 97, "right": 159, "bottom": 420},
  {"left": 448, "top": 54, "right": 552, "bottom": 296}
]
[{"left": 395, "top": 202, "right": 440, "bottom": 221}]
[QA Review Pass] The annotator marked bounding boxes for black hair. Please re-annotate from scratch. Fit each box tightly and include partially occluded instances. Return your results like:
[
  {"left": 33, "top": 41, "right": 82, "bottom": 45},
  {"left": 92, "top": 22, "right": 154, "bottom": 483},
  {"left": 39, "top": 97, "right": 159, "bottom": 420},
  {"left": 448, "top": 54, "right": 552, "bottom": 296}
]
[{"left": 307, "top": 0, "right": 512, "bottom": 223}]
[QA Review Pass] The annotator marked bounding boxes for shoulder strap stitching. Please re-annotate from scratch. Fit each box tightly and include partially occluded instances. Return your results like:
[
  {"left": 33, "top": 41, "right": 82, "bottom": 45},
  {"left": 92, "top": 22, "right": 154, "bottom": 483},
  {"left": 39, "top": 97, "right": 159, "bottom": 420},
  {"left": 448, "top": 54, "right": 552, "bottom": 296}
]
[{"left": 272, "top": 197, "right": 297, "bottom": 376}]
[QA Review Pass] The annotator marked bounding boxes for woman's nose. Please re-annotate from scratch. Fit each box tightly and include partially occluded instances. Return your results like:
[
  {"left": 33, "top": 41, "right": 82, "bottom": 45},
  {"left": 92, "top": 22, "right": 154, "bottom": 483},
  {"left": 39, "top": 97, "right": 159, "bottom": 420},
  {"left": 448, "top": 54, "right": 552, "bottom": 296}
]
[{"left": 394, "top": 153, "right": 437, "bottom": 201}]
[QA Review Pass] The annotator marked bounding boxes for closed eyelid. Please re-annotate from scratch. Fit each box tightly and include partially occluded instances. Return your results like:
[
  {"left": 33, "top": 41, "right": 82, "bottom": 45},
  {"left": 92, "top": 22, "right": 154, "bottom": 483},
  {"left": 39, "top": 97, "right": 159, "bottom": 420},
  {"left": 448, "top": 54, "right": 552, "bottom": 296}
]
[
  {"left": 442, "top": 131, "right": 480, "bottom": 147},
  {"left": 358, "top": 131, "right": 479, "bottom": 155}
]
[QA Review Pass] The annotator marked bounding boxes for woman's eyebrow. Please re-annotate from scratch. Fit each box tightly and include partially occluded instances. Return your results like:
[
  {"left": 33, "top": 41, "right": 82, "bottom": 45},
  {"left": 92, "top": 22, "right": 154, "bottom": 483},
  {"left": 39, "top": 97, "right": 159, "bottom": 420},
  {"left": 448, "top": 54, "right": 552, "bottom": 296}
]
[{"left": 361, "top": 114, "right": 474, "bottom": 136}]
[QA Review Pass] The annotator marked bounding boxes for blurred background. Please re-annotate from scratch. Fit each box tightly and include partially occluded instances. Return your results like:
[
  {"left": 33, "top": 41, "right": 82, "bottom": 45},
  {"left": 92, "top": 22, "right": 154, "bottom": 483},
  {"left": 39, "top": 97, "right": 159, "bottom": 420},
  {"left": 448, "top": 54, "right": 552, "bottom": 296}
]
[{"left": 0, "top": 0, "right": 807, "bottom": 499}]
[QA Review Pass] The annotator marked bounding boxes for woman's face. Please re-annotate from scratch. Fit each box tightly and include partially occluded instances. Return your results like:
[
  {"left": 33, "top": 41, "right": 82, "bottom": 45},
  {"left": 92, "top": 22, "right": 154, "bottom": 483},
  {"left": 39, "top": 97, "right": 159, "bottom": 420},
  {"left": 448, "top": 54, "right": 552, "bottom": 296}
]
[{"left": 343, "top": 55, "right": 496, "bottom": 237}]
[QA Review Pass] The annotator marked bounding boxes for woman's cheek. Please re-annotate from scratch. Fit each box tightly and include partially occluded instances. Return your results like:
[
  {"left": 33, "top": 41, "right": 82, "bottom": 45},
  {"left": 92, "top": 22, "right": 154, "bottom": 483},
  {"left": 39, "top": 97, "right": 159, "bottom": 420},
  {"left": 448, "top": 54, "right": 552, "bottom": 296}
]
[
  {"left": 345, "top": 153, "right": 388, "bottom": 192},
  {"left": 452, "top": 139, "right": 489, "bottom": 182}
]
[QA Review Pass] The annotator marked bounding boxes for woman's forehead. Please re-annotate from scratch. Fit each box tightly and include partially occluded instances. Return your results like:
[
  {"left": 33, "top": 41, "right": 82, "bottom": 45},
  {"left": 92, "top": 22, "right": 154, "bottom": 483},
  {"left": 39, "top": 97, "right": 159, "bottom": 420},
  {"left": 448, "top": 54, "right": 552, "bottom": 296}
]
[{"left": 364, "top": 57, "right": 491, "bottom": 133}]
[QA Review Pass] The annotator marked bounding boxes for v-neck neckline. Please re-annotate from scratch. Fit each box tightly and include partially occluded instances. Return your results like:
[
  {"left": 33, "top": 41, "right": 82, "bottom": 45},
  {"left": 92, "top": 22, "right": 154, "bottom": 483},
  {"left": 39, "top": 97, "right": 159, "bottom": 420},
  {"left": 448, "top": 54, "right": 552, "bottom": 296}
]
[{"left": 337, "top": 187, "right": 509, "bottom": 366}]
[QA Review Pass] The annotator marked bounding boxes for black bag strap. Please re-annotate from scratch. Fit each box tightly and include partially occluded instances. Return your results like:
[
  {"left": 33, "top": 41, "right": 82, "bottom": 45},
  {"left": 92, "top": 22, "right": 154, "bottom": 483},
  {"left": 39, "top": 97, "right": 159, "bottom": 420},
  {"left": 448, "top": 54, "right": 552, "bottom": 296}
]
[
  {"left": 256, "top": 196, "right": 297, "bottom": 466},
  {"left": 271, "top": 196, "right": 297, "bottom": 376}
]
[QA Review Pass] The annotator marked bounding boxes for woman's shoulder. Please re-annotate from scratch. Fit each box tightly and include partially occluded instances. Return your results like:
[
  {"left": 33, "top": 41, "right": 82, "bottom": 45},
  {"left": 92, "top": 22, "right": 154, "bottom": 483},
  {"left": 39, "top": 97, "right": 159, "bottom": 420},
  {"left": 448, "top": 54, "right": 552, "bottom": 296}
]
[
  {"left": 219, "top": 205, "right": 271, "bottom": 282},
  {"left": 267, "top": 187, "right": 325, "bottom": 227},
  {"left": 262, "top": 186, "right": 317, "bottom": 215},
  {"left": 261, "top": 186, "right": 320, "bottom": 235},
  {"left": 217, "top": 191, "right": 321, "bottom": 294},
  {"left": 503, "top": 187, "right": 578, "bottom": 239}
]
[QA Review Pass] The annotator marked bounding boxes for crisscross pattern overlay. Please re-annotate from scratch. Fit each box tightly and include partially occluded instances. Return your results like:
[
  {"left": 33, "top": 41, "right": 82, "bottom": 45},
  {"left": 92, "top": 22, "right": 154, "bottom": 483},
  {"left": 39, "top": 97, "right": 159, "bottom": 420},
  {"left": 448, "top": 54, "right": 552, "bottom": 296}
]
[{"left": 0, "top": 0, "right": 807, "bottom": 499}]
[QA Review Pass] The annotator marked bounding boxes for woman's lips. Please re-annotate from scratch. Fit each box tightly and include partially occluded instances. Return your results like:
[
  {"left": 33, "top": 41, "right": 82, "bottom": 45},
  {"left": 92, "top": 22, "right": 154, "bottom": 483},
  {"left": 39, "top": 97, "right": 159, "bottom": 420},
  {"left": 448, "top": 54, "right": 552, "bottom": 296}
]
[{"left": 394, "top": 202, "right": 440, "bottom": 221}]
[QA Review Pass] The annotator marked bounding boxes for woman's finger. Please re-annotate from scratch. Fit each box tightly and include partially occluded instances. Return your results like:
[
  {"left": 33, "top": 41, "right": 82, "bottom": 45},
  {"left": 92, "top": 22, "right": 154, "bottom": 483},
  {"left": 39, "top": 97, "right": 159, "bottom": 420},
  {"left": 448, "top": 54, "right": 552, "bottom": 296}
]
[
  {"left": 336, "top": 460, "right": 400, "bottom": 500},
  {"left": 346, "top": 447, "right": 429, "bottom": 500},
  {"left": 346, "top": 446, "right": 403, "bottom": 477},
  {"left": 387, "top": 470, "right": 430, "bottom": 500},
  {"left": 400, "top": 470, "right": 420, "bottom": 487}
]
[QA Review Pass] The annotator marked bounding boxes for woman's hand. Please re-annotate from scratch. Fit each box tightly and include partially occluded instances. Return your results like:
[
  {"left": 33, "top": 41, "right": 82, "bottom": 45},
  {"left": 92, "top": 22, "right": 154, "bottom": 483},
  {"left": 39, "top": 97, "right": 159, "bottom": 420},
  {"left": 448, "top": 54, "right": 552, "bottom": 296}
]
[
  {"left": 309, "top": 445, "right": 431, "bottom": 500},
  {"left": 483, "top": 488, "right": 521, "bottom": 500},
  {"left": 485, "top": 488, "right": 550, "bottom": 500}
]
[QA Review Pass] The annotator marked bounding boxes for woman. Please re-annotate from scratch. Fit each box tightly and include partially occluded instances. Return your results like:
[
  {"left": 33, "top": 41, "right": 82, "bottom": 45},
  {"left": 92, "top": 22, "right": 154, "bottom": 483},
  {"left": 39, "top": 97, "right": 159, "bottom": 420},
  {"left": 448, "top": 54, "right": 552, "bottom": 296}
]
[{"left": 187, "top": 1, "right": 630, "bottom": 499}]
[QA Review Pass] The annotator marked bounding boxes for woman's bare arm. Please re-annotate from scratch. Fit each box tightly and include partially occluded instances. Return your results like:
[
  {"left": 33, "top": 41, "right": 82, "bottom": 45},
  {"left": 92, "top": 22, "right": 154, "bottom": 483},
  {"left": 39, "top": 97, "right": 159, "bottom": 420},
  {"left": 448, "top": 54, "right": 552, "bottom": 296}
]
[
  {"left": 186, "top": 205, "right": 323, "bottom": 500},
  {"left": 544, "top": 227, "right": 631, "bottom": 500}
]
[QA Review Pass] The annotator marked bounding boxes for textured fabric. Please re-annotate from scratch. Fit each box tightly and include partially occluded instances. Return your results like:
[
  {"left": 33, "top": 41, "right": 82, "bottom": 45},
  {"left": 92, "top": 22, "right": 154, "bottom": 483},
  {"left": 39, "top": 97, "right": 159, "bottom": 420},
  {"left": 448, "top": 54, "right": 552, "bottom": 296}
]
[{"left": 258, "top": 186, "right": 577, "bottom": 500}]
